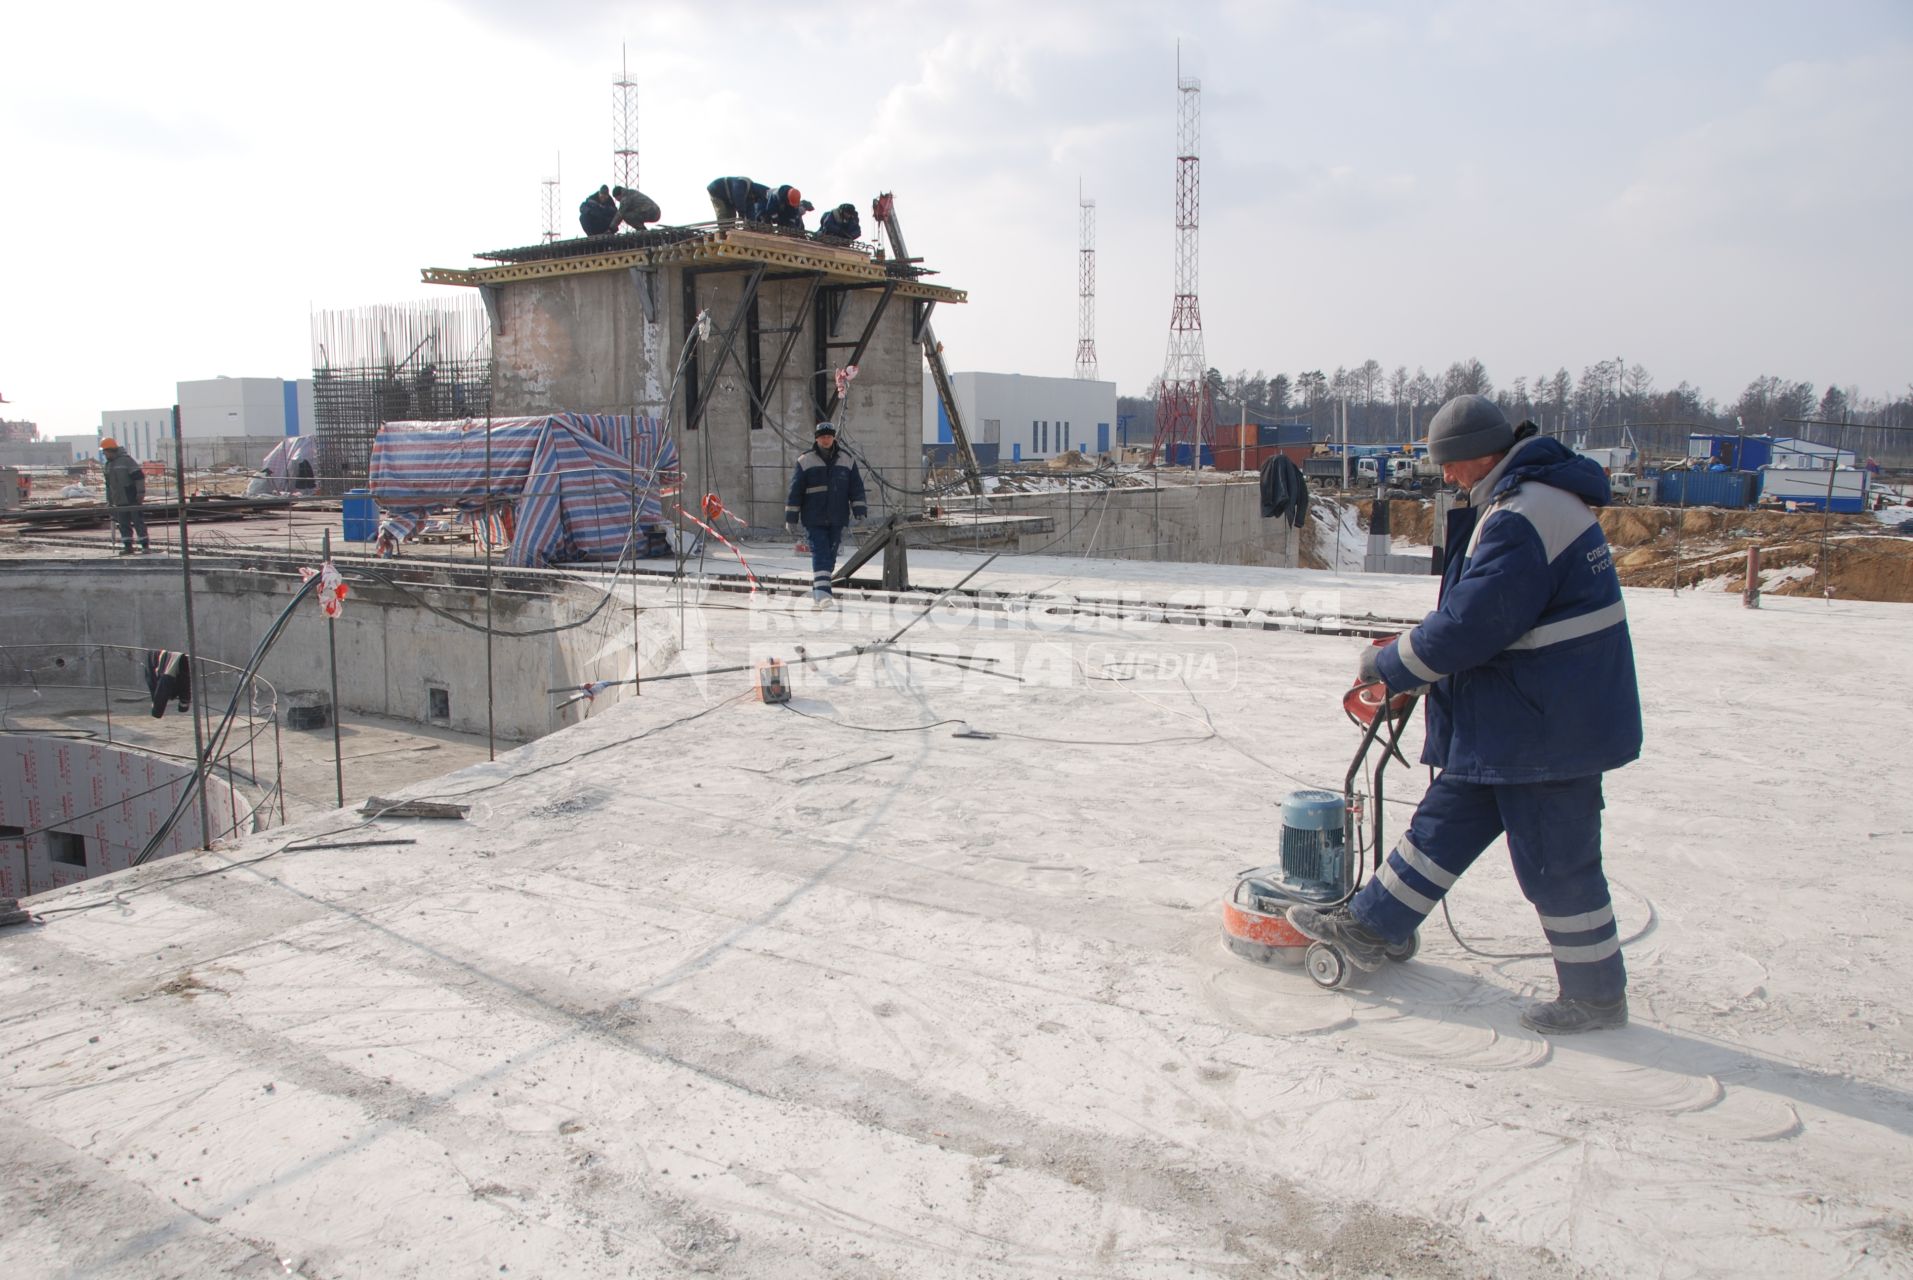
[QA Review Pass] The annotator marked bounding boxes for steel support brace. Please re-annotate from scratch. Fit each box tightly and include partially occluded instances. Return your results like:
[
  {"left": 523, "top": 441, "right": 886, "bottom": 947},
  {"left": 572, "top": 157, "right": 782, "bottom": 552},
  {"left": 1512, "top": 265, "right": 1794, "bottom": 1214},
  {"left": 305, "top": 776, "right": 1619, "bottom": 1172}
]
[
  {"left": 813, "top": 282, "right": 897, "bottom": 420},
  {"left": 912, "top": 299, "right": 936, "bottom": 344},
  {"left": 682, "top": 263, "right": 768, "bottom": 432},
  {"left": 832, "top": 512, "right": 909, "bottom": 591},
  {"left": 477, "top": 285, "right": 504, "bottom": 337},
  {"left": 756, "top": 275, "right": 820, "bottom": 431},
  {"left": 745, "top": 295, "right": 764, "bottom": 430}
]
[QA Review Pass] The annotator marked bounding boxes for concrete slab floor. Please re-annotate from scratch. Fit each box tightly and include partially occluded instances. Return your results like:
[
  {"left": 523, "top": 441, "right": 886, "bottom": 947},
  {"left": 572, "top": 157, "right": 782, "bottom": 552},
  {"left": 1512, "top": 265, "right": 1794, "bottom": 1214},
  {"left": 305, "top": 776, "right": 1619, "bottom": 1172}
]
[{"left": 0, "top": 685, "right": 495, "bottom": 826}]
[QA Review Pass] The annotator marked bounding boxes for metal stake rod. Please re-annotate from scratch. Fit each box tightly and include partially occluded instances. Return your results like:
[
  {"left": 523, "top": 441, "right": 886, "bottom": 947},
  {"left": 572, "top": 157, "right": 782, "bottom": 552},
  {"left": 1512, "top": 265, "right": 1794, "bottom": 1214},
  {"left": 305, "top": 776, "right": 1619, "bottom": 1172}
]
[
  {"left": 323, "top": 527, "right": 344, "bottom": 808},
  {"left": 173, "top": 406, "right": 215, "bottom": 850},
  {"left": 484, "top": 415, "right": 496, "bottom": 759}
]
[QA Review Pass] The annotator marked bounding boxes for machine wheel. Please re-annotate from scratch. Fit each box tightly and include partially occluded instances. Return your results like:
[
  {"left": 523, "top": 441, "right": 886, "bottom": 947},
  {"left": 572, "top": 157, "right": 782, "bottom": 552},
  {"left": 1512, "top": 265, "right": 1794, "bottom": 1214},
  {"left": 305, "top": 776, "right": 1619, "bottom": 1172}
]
[
  {"left": 1305, "top": 943, "right": 1348, "bottom": 990},
  {"left": 1384, "top": 932, "right": 1420, "bottom": 964}
]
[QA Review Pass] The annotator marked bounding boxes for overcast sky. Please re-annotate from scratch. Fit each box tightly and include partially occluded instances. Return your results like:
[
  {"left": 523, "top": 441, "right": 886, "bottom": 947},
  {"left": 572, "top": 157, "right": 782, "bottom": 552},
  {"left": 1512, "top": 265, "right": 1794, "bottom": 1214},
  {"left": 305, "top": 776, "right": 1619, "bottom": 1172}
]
[{"left": 3, "top": 0, "right": 1908, "bottom": 435}]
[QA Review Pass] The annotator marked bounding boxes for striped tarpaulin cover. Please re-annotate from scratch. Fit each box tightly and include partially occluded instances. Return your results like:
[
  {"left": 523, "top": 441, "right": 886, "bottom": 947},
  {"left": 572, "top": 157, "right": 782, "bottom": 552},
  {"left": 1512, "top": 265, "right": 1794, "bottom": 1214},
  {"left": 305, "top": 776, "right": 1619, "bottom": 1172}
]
[{"left": 368, "top": 415, "right": 678, "bottom": 568}]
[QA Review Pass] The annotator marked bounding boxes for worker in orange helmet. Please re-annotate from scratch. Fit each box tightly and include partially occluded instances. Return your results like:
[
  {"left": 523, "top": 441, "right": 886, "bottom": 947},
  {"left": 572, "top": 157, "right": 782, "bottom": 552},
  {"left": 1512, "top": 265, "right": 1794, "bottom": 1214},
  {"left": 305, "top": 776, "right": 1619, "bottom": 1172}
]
[{"left": 100, "top": 437, "right": 151, "bottom": 555}]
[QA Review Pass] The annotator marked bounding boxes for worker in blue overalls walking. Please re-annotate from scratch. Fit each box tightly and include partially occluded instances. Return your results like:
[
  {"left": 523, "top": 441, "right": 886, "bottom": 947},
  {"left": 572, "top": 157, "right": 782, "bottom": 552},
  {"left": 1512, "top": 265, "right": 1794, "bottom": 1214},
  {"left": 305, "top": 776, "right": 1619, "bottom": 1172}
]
[{"left": 784, "top": 422, "right": 867, "bottom": 609}]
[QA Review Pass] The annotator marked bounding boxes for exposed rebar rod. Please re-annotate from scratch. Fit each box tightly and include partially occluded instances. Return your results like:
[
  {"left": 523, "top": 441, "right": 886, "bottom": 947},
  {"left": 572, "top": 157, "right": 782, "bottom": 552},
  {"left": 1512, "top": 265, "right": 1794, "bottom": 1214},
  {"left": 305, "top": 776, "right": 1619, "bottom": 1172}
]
[
  {"left": 173, "top": 406, "right": 215, "bottom": 851},
  {"left": 323, "top": 528, "right": 344, "bottom": 808}
]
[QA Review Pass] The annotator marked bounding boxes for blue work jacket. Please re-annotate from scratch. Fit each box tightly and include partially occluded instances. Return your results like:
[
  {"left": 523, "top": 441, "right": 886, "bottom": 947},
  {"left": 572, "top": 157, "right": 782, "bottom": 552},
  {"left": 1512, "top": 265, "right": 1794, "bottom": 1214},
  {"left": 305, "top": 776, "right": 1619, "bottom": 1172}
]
[
  {"left": 1375, "top": 435, "right": 1643, "bottom": 783},
  {"left": 785, "top": 445, "right": 868, "bottom": 529}
]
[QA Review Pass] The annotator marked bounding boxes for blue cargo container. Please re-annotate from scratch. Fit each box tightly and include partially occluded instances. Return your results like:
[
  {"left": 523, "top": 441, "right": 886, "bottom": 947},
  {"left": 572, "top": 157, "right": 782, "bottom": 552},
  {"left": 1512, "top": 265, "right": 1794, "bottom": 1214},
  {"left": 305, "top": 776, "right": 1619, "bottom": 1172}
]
[
  {"left": 341, "top": 488, "right": 378, "bottom": 542},
  {"left": 1171, "top": 443, "right": 1215, "bottom": 468},
  {"left": 1687, "top": 433, "right": 1773, "bottom": 471},
  {"left": 1257, "top": 422, "right": 1312, "bottom": 446},
  {"left": 1656, "top": 470, "right": 1757, "bottom": 509}
]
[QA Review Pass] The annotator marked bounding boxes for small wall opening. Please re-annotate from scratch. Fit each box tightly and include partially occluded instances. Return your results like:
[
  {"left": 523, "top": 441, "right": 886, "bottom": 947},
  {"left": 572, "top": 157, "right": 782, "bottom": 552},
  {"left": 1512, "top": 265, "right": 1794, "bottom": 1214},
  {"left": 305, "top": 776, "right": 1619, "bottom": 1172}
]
[
  {"left": 427, "top": 686, "right": 451, "bottom": 723},
  {"left": 48, "top": 830, "right": 88, "bottom": 868}
]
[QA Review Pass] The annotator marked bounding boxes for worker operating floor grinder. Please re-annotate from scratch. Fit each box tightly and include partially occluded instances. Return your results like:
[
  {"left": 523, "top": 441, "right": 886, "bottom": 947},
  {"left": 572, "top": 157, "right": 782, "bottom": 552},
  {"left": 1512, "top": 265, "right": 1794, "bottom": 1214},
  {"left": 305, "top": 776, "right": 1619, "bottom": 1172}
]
[{"left": 1222, "top": 652, "right": 1422, "bottom": 989}]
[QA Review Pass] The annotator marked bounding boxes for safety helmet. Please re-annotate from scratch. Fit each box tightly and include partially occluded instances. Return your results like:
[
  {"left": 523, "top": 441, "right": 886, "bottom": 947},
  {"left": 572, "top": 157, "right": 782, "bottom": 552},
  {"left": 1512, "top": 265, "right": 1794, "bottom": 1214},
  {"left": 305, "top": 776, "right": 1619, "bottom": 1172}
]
[
  {"left": 100, "top": 437, "right": 119, "bottom": 450},
  {"left": 787, "top": 187, "right": 803, "bottom": 207}
]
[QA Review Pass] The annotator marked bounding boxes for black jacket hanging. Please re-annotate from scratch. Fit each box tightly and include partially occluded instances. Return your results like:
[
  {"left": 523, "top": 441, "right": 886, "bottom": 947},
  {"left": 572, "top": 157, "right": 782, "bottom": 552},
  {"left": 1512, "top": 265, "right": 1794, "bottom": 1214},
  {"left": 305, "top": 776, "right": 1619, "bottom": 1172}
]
[
  {"left": 1259, "top": 455, "right": 1310, "bottom": 527},
  {"left": 143, "top": 650, "right": 191, "bottom": 718}
]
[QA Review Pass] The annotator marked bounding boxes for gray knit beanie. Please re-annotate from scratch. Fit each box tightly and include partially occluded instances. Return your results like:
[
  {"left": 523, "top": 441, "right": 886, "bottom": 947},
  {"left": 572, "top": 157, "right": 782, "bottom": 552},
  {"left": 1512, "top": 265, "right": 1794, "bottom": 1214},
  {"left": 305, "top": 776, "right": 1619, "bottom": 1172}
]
[{"left": 1426, "top": 395, "right": 1515, "bottom": 463}]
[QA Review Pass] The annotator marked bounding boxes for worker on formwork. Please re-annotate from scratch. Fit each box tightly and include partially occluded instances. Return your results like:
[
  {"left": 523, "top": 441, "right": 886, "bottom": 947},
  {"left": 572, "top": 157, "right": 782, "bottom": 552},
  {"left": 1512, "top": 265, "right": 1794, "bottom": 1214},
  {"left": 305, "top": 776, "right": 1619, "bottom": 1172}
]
[
  {"left": 579, "top": 185, "right": 618, "bottom": 235},
  {"left": 784, "top": 422, "right": 867, "bottom": 608},
  {"left": 707, "top": 176, "right": 770, "bottom": 223},
  {"left": 761, "top": 185, "right": 810, "bottom": 230},
  {"left": 1287, "top": 395, "right": 1643, "bottom": 1035},
  {"left": 817, "top": 202, "right": 862, "bottom": 241},
  {"left": 100, "top": 438, "right": 150, "bottom": 555},
  {"left": 612, "top": 185, "right": 661, "bottom": 230}
]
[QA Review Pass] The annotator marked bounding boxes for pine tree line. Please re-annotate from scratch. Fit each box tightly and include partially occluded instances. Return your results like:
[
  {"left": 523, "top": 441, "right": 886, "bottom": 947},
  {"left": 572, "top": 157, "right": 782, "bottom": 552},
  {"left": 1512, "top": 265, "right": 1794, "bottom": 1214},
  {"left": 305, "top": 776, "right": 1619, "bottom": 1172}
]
[{"left": 1121, "top": 359, "right": 1913, "bottom": 466}]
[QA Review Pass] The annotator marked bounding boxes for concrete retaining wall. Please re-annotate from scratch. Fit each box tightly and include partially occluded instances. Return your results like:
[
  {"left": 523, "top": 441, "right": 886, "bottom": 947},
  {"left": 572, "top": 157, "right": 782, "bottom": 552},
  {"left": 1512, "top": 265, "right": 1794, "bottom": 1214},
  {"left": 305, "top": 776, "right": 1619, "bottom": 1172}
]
[
  {"left": 927, "top": 480, "right": 1301, "bottom": 566},
  {"left": 0, "top": 561, "right": 679, "bottom": 742}
]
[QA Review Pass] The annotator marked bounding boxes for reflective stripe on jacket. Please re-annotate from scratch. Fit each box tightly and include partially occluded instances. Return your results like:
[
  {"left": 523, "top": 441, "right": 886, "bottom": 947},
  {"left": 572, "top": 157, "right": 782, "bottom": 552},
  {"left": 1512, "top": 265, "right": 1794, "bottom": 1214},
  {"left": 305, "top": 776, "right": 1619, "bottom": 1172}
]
[{"left": 1375, "top": 434, "right": 1642, "bottom": 783}]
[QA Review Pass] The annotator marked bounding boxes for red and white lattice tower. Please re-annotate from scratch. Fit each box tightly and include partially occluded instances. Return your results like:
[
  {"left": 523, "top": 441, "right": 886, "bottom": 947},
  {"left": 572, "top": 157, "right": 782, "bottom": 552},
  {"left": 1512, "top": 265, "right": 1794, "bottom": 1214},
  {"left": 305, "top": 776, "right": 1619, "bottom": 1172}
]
[
  {"left": 613, "top": 44, "right": 639, "bottom": 192},
  {"left": 1152, "top": 52, "right": 1210, "bottom": 466},
  {"left": 540, "top": 152, "right": 561, "bottom": 243},
  {"left": 1075, "top": 186, "right": 1098, "bottom": 380}
]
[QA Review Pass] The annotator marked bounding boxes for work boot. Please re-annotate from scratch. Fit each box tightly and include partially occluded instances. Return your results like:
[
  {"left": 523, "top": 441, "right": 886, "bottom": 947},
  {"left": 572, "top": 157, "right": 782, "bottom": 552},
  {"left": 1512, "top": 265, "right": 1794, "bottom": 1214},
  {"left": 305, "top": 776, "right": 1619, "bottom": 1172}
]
[
  {"left": 116, "top": 546, "right": 133, "bottom": 556},
  {"left": 1520, "top": 995, "right": 1628, "bottom": 1035},
  {"left": 1285, "top": 903, "right": 1387, "bottom": 971},
  {"left": 811, "top": 591, "right": 836, "bottom": 610}
]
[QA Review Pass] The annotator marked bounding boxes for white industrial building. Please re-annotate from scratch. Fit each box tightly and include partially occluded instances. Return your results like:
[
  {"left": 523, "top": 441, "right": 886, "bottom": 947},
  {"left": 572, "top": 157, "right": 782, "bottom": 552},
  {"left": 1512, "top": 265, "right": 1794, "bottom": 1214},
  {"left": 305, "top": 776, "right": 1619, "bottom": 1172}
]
[
  {"left": 97, "top": 407, "right": 175, "bottom": 463},
  {"left": 923, "top": 372, "right": 1118, "bottom": 464},
  {"left": 99, "top": 377, "right": 316, "bottom": 465}
]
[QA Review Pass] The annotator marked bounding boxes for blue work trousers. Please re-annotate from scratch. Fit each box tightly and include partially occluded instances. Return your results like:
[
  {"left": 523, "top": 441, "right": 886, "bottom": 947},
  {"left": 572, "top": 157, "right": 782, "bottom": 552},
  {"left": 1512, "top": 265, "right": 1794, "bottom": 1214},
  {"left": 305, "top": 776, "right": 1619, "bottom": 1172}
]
[
  {"left": 806, "top": 524, "right": 844, "bottom": 596},
  {"left": 1350, "top": 772, "right": 1626, "bottom": 1002}
]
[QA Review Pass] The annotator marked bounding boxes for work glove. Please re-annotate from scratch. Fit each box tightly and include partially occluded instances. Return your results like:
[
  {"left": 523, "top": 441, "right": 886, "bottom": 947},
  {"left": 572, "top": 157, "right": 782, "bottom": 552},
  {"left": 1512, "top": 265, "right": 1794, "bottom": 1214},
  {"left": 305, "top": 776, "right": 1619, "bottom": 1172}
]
[
  {"left": 1357, "top": 642, "right": 1385, "bottom": 686},
  {"left": 785, "top": 522, "right": 800, "bottom": 538}
]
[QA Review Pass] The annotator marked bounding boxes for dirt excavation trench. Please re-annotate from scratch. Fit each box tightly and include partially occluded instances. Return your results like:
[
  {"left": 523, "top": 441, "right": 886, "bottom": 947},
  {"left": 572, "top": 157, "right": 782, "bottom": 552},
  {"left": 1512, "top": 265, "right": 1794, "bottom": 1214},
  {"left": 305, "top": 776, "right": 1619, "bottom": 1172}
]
[{"left": 1355, "top": 499, "right": 1913, "bottom": 603}]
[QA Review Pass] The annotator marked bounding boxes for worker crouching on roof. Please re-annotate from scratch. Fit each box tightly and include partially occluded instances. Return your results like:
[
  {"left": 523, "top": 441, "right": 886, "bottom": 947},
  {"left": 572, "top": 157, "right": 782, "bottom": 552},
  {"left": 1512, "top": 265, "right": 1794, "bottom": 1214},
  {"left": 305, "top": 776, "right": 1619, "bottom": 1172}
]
[
  {"left": 579, "top": 185, "right": 618, "bottom": 235},
  {"left": 612, "top": 185, "right": 661, "bottom": 230},
  {"left": 100, "top": 437, "right": 151, "bottom": 555},
  {"left": 707, "top": 176, "right": 769, "bottom": 223},
  {"left": 818, "top": 202, "right": 862, "bottom": 241},
  {"left": 761, "top": 185, "right": 810, "bottom": 230},
  {"left": 784, "top": 422, "right": 867, "bottom": 608},
  {"left": 1287, "top": 395, "right": 1643, "bottom": 1035}
]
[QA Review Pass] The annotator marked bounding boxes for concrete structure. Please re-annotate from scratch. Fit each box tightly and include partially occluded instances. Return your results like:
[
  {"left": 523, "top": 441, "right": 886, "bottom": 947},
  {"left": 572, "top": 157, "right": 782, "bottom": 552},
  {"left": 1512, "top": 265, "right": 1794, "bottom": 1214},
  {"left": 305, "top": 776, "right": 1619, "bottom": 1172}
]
[
  {"left": 0, "top": 736, "right": 235, "bottom": 898},
  {"left": 932, "top": 477, "right": 1300, "bottom": 566},
  {"left": 925, "top": 371, "right": 1118, "bottom": 463},
  {"left": 0, "top": 440, "right": 77, "bottom": 468},
  {"left": 424, "top": 227, "right": 964, "bottom": 531},
  {"left": 0, "top": 559, "right": 680, "bottom": 742}
]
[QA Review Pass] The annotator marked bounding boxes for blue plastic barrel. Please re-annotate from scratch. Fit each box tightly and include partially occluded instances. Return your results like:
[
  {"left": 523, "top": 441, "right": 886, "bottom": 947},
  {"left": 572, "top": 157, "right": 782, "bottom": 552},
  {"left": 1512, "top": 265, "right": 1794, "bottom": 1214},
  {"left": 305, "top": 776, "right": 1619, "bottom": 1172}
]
[{"left": 341, "top": 489, "right": 377, "bottom": 542}]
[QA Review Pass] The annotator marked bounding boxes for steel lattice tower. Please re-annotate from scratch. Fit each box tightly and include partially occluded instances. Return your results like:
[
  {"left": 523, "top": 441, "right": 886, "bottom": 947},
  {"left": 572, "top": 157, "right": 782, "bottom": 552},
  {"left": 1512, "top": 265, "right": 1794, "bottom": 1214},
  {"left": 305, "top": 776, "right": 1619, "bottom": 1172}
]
[
  {"left": 540, "top": 153, "right": 560, "bottom": 243},
  {"left": 1075, "top": 187, "right": 1098, "bottom": 380},
  {"left": 1152, "top": 53, "right": 1210, "bottom": 466},
  {"left": 613, "top": 45, "right": 639, "bottom": 191}
]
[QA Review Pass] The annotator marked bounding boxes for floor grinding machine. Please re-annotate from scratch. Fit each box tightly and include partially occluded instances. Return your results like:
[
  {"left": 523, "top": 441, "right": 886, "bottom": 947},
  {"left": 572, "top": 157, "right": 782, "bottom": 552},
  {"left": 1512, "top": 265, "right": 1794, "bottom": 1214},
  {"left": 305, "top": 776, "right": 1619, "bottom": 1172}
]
[{"left": 1222, "top": 667, "right": 1423, "bottom": 989}]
